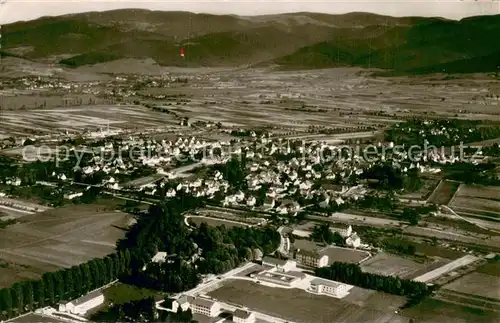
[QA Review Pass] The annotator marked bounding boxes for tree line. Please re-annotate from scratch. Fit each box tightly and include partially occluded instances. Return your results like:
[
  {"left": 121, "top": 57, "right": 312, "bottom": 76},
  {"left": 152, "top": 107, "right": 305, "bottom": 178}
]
[
  {"left": 0, "top": 251, "right": 132, "bottom": 320},
  {"left": 315, "top": 262, "right": 436, "bottom": 307}
]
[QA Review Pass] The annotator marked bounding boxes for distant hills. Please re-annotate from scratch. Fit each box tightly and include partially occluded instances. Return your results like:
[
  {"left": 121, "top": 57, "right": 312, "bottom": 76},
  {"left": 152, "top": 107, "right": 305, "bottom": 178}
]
[{"left": 2, "top": 9, "right": 500, "bottom": 74}]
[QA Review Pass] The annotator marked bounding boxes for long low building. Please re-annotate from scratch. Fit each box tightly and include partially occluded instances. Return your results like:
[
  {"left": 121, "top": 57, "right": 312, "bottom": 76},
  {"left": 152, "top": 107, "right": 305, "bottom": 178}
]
[{"left": 58, "top": 289, "right": 104, "bottom": 315}]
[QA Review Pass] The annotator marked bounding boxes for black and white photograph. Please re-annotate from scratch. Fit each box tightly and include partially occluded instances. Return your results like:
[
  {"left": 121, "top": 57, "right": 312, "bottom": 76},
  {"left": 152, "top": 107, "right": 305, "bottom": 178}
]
[{"left": 0, "top": 1, "right": 499, "bottom": 322}]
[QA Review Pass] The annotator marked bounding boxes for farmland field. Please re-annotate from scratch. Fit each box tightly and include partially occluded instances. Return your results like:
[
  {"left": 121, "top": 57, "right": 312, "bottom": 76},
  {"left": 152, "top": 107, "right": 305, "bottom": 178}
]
[
  {"left": 476, "top": 260, "right": 500, "bottom": 277},
  {"left": 208, "top": 279, "right": 406, "bottom": 323},
  {"left": 427, "top": 180, "right": 460, "bottom": 205},
  {"left": 402, "top": 298, "right": 499, "bottom": 323},
  {"left": 0, "top": 105, "right": 179, "bottom": 138},
  {"left": 443, "top": 272, "right": 500, "bottom": 301},
  {"left": 450, "top": 184, "right": 500, "bottom": 216},
  {"left": 0, "top": 204, "right": 132, "bottom": 288}
]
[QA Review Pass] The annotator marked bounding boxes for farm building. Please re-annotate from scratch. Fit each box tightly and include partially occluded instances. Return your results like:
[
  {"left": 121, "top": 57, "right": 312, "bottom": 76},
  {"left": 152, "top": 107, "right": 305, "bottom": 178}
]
[{"left": 58, "top": 289, "right": 104, "bottom": 315}]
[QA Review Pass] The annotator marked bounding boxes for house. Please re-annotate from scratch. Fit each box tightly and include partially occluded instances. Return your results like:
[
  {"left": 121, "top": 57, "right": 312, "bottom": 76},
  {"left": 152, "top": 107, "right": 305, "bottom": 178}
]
[
  {"left": 152, "top": 252, "right": 168, "bottom": 263},
  {"left": 262, "top": 256, "right": 296, "bottom": 272},
  {"left": 246, "top": 196, "right": 256, "bottom": 207},
  {"left": 309, "top": 278, "right": 351, "bottom": 298},
  {"left": 345, "top": 233, "right": 361, "bottom": 249},
  {"left": 295, "top": 249, "right": 329, "bottom": 268},
  {"left": 276, "top": 200, "right": 301, "bottom": 215},
  {"left": 58, "top": 289, "right": 104, "bottom": 315},
  {"left": 233, "top": 309, "right": 256, "bottom": 323},
  {"left": 190, "top": 298, "right": 221, "bottom": 317}
]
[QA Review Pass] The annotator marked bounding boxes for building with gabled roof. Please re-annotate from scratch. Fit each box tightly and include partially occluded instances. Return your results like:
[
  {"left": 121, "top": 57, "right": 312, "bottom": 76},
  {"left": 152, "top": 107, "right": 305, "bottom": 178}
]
[
  {"left": 233, "top": 309, "right": 256, "bottom": 323},
  {"left": 295, "top": 249, "right": 329, "bottom": 268},
  {"left": 58, "top": 289, "right": 104, "bottom": 315},
  {"left": 190, "top": 297, "right": 221, "bottom": 317}
]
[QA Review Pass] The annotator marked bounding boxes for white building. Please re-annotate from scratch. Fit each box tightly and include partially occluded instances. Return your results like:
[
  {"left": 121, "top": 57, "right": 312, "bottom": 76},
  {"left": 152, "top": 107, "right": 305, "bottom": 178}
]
[
  {"left": 309, "top": 278, "right": 351, "bottom": 298},
  {"left": 295, "top": 250, "right": 329, "bottom": 268},
  {"left": 346, "top": 233, "right": 361, "bottom": 248},
  {"left": 58, "top": 290, "right": 104, "bottom": 315},
  {"left": 190, "top": 298, "right": 221, "bottom": 317},
  {"left": 233, "top": 309, "right": 256, "bottom": 323},
  {"left": 262, "top": 256, "right": 296, "bottom": 272},
  {"left": 152, "top": 252, "right": 168, "bottom": 263}
]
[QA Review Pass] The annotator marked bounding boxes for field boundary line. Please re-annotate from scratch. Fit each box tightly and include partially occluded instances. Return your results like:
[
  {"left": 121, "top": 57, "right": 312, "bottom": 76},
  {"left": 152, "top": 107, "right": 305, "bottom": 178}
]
[
  {"left": 447, "top": 183, "right": 463, "bottom": 206},
  {"left": 425, "top": 179, "right": 443, "bottom": 204}
]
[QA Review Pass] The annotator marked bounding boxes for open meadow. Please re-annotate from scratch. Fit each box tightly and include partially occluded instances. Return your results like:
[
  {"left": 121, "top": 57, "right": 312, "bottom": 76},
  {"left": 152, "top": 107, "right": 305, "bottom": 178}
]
[
  {"left": 0, "top": 204, "right": 132, "bottom": 288},
  {"left": 427, "top": 180, "right": 460, "bottom": 205}
]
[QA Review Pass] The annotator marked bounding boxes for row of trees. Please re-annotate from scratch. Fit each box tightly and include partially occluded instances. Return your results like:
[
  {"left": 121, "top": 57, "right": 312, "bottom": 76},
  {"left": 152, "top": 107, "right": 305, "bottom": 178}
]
[
  {"left": 315, "top": 262, "right": 435, "bottom": 307},
  {"left": 0, "top": 251, "right": 132, "bottom": 320}
]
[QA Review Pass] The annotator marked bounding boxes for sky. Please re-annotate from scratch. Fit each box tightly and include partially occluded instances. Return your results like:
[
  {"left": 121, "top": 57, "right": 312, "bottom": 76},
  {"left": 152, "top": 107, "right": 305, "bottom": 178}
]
[{"left": 1, "top": 0, "right": 499, "bottom": 24}]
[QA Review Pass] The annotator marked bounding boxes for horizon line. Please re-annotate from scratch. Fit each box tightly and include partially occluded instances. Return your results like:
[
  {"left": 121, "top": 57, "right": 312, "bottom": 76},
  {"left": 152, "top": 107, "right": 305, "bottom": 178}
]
[{"left": 4, "top": 7, "right": 500, "bottom": 25}]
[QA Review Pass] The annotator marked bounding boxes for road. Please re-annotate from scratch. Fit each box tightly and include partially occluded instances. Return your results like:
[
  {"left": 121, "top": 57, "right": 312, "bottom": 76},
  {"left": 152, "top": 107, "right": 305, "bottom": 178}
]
[{"left": 413, "top": 255, "right": 480, "bottom": 283}]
